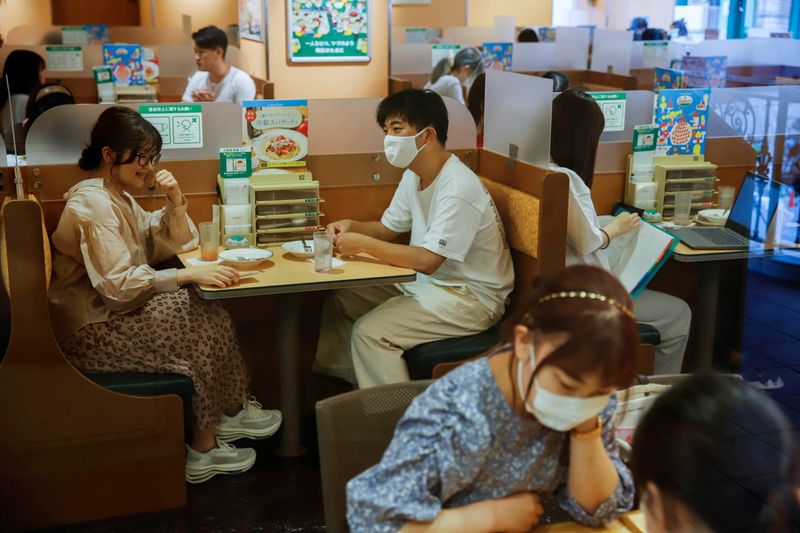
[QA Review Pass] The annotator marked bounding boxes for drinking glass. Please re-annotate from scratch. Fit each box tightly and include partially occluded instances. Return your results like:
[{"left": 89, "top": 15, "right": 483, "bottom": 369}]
[
  {"left": 673, "top": 192, "right": 693, "bottom": 226},
  {"left": 199, "top": 221, "right": 220, "bottom": 261},
  {"left": 718, "top": 186, "right": 735, "bottom": 212},
  {"left": 314, "top": 231, "right": 334, "bottom": 273}
]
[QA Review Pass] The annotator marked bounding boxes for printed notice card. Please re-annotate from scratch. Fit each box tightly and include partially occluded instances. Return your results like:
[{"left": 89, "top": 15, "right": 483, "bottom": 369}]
[
  {"left": 589, "top": 92, "right": 627, "bottom": 132},
  {"left": 654, "top": 88, "right": 711, "bottom": 156},
  {"left": 243, "top": 99, "right": 309, "bottom": 169},
  {"left": 140, "top": 104, "right": 204, "bottom": 149}
]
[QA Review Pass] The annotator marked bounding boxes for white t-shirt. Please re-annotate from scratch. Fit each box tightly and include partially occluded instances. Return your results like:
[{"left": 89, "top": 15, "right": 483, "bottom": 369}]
[
  {"left": 424, "top": 75, "right": 464, "bottom": 104},
  {"left": 181, "top": 66, "right": 256, "bottom": 105},
  {"left": 381, "top": 154, "right": 514, "bottom": 315},
  {"left": 550, "top": 163, "right": 611, "bottom": 270}
]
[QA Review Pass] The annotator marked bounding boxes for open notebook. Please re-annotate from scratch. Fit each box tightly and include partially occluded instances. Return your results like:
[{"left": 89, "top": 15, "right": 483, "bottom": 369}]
[{"left": 599, "top": 211, "right": 679, "bottom": 297}]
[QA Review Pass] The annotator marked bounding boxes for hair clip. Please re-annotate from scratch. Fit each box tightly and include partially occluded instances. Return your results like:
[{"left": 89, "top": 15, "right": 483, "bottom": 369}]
[{"left": 537, "top": 290, "right": 634, "bottom": 319}]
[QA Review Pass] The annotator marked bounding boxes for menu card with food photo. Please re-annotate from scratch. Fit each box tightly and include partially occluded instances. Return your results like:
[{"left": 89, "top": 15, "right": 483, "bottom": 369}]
[
  {"left": 243, "top": 99, "right": 309, "bottom": 169},
  {"left": 142, "top": 47, "right": 160, "bottom": 85},
  {"left": 103, "top": 44, "right": 145, "bottom": 87},
  {"left": 653, "top": 67, "right": 685, "bottom": 92},
  {"left": 654, "top": 88, "right": 711, "bottom": 156}
]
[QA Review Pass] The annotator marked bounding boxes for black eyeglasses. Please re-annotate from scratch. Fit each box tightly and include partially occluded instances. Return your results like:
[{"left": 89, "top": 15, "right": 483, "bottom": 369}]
[{"left": 136, "top": 152, "right": 161, "bottom": 167}]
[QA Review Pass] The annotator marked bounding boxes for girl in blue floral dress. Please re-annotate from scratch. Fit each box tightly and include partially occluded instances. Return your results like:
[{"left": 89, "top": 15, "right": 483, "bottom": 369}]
[{"left": 347, "top": 265, "right": 639, "bottom": 533}]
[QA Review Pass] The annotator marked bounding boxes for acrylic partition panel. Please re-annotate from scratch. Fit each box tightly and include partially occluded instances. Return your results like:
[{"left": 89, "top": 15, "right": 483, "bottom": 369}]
[
  {"left": 0, "top": 134, "right": 7, "bottom": 163},
  {"left": 554, "top": 27, "right": 591, "bottom": 70},
  {"left": 631, "top": 41, "right": 691, "bottom": 69},
  {"left": 0, "top": 45, "right": 103, "bottom": 79},
  {"left": 158, "top": 45, "right": 248, "bottom": 76},
  {"left": 6, "top": 25, "right": 62, "bottom": 45},
  {"left": 746, "top": 39, "right": 800, "bottom": 68},
  {"left": 598, "top": 91, "right": 657, "bottom": 145},
  {"left": 25, "top": 102, "right": 242, "bottom": 165},
  {"left": 442, "top": 26, "right": 514, "bottom": 47},
  {"left": 391, "top": 44, "right": 439, "bottom": 75},
  {"left": 707, "top": 86, "right": 800, "bottom": 177},
  {"left": 24, "top": 98, "right": 476, "bottom": 165},
  {"left": 108, "top": 26, "right": 188, "bottom": 45},
  {"left": 590, "top": 29, "right": 633, "bottom": 75},
  {"left": 308, "top": 96, "right": 476, "bottom": 155},
  {"left": 484, "top": 70, "right": 552, "bottom": 166},
  {"left": 511, "top": 43, "right": 557, "bottom": 72}
]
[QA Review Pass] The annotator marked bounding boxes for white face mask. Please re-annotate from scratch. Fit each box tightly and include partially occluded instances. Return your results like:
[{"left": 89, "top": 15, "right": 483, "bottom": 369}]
[
  {"left": 516, "top": 342, "right": 610, "bottom": 432},
  {"left": 383, "top": 129, "right": 428, "bottom": 168}
]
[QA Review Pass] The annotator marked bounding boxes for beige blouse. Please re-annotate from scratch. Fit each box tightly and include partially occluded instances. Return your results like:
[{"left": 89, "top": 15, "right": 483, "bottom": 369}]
[{"left": 48, "top": 178, "right": 199, "bottom": 341}]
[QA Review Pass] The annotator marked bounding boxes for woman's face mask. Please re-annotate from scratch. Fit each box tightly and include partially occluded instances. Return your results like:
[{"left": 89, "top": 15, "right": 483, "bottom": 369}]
[
  {"left": 516, "top": 342, "right": 611, "bottom": 431},
  {"left": 383, "top": 128, "right": 429, "bottom": 168}
]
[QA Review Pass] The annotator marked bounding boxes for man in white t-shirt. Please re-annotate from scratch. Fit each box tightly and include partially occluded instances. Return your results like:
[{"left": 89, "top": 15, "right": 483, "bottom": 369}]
[
  {"left": 181, "top": 26, "right": 256, "bottom": 105},
  {"left": 314, "top": 89, "right": 514, "bottom": 388}
]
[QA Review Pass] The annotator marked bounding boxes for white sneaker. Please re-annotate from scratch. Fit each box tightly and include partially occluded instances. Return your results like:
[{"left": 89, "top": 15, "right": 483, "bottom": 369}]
[
  {"left": 215, "top": 397, "right": 283, "bottom": 443},
  {"left": 185, "top": 439, "right": 256, "bottom": 484}
]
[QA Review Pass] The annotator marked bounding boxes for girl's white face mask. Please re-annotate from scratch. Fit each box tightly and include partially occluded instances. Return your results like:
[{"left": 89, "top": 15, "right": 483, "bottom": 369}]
[
  {"left": 383, "top": 129, "right": 429, "bottom": 168},
  {"left": 516, "top": 342, "right": 610, "bottom": 432}
]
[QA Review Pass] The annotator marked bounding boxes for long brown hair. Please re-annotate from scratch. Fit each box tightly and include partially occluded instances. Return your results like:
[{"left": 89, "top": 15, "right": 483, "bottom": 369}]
[
  {"left": 550, "top": 88, "right": 605, "bottom": 188},
  {"left": 503, "top": 265, "right": 640, "bottom": 396}
]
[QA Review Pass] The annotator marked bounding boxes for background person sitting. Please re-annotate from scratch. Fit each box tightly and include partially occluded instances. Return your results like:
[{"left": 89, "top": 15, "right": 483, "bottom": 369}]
[
  {"left": 466, "top": 72, "right": 486, "bottom": 147},
  {"left": 17, "top": 83, "right": 76, "bottom": 153},
  {"left": 632, "top": 374, "right": 800, "bottom": 532},
  {"left": 0, "top": 49, "right": 45, "bottom": 153},
  {"left": 425, "top": 47, "right": 483, "bottom": 105},
  {"left": 182, "top": 25, "right": 255, "bottom": 105},
  {"left": 517, "top": 28, "right": 540, "bottom": 42}
]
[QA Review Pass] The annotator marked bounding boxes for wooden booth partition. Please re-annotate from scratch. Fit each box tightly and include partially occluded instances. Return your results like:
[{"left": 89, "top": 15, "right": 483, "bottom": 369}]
[
  {"left": 477, "top": 149, "right": 569, "bottom": 311},
  {"left": 0, "top": 199, "right": 186, "bottom": 532}
]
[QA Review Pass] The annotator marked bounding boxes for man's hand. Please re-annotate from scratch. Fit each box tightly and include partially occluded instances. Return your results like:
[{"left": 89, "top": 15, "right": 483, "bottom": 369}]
[
  {"left": 334, "top": 232, "right": 367, "bottom": 256},
  {"left": 327, "top": 219, "right": 353, "bottom": 237},
  {"left": 191, "top": 89, "right": 216, "bottom": 102}
]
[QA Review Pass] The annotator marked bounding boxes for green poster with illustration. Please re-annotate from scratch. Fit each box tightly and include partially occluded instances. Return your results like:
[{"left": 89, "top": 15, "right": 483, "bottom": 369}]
[{"left": 287, "top": 0, "right": 370, "bottom": 63}]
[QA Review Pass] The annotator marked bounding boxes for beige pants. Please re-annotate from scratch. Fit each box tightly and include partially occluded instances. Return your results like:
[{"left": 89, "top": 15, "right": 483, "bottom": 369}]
[
  {"left": 633, "top": 289, "right": 692, "bottom": 375},
  {"left": 314, "top": 281, "right": 499, "bottom": 388}
]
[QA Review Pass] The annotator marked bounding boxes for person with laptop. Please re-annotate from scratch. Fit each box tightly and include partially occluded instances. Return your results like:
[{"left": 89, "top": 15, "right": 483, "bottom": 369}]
[
  {"left": 668, "top": 172, "right": 785, "bottom": 250},
  {"left": 549, "top": 89, "right": 691, "bottom": 374}
]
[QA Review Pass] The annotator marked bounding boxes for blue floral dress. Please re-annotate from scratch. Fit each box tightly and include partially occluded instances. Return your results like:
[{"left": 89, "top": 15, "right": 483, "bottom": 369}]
[{"left": 347, "top": 356, "right": 634, "bottom": 533}]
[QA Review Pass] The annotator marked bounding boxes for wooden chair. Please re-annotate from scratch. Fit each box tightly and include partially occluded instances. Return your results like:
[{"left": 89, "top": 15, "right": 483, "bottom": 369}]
[
  {"left": 316, "top": 380, "right": 434, "bottom": 533},
  {"left": 0, "top": 199, "right": 186, "bottom": 531}
]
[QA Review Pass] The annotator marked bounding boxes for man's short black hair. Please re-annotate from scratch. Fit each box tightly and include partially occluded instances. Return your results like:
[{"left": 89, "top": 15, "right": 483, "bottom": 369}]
[
  {"left": 192, "top": 26, "right": 228, "bottom": 58},
  {"left": 376, "top": 89, "right": 448, "bottom": 146}
]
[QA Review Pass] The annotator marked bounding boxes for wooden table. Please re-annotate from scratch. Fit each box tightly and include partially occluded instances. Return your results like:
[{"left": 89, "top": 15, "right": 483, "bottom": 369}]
[
  {"left": 671, "top": 241, "right": 800, "bottom": 370},
  {"left": 536, "top": 510, "right": 646, "bottom": 532},
  {"left": 179, "top": 247, "right": 416, "bottom": 456}
]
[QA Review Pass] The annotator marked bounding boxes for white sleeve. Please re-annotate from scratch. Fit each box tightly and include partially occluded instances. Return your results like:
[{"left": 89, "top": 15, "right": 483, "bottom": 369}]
[
  {"left": 234, "top": 72, "right": 257, "bottom": 104},
  {"left": 566, "top": 187, "right": 605, "bottom": 257},
  {"left": 181, "top": 74, "right": 197, "bottom": 103},
  {"left": 423, "top": 196, "right": 481, "bottom": 262},
  {"left": 446, "top": 78, "right": 465, "bottom": 104},
  {"left": 380, "top": 177, "right": 413, "bottom": 233}
]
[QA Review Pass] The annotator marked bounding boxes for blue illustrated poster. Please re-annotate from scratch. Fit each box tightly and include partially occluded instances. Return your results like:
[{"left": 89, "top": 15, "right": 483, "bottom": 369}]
[
  {"left": 654, "top": 88, "right": 711, "bottom": 156},
  {"left": 654, "top": 67, "right": 685, "bottom": 92},
  {"left": 681, "top": 55, "right": 727, "bottom": 88},
  {"left": 481, "top": 42, "right": 513, "bottom": 72},
  {"left": 103, "top": 44, "right": 145, "bottom": 87}
]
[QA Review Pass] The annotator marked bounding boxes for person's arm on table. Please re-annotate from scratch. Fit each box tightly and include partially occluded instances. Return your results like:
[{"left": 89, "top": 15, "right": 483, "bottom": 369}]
[
  {"left": 335, "top": 233, "right": 444, "bottom": 275},
  {"left": 327, "top": 219, "right": 401, "bottom": 243},
  {"left": 399, "top": 493, "right": 543, "bottom": 533}
]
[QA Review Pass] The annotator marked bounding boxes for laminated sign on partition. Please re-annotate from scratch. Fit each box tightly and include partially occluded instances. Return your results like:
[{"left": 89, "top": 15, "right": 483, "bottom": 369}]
[
  {"left": 243, "top": 100, "right": 309, "bottom": 170},
  {"left": 46, "top": 46, "right": 83, "bottom": 72},
  {"left": 589, "top": 92, "right": 627, "bottom": 132},
  {"left": 140, "top": 104, "right": 203, "bottom": 149},
  {"left": 432, "top": 44, "right": 461, "bottom": 68}
]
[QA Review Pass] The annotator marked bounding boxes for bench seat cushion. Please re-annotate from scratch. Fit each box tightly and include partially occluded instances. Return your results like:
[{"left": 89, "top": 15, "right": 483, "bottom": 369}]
[
  {"left": 82, "top": 371, "right": 195, "bottom": 401},
  {"left": 404, "top": 323, "right": 662, "bottom": 380}
]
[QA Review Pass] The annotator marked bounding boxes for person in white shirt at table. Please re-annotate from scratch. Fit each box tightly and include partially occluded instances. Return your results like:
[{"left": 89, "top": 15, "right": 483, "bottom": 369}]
[
  {"left": 181, "top": 26, "right": 255, "bottom": 105},
  {"left": 313, "top": 89, "right": 514, "bottom": 388},
  {"left": 424, "top": 47, "right": 483, "bottom": 105}
]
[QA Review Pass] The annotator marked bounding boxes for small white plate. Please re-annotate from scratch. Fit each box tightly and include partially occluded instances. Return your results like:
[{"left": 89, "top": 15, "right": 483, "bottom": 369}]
[
  {"left": 282, "top": 240, "right": 314, "bottom": 258},
  {"left": 218, "top": 248, "right": 273, "bottom": 269}
]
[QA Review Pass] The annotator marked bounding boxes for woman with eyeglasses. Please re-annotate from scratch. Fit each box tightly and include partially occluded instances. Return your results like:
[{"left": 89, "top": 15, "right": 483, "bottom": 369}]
[{"left": 48, "top": 106, "right": 281, "bottom": 483}]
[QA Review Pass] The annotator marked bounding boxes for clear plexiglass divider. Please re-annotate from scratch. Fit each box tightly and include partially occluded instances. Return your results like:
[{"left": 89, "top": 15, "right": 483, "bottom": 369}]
[
  {"left": 391, "top": 43, "right": 474, "bottom": 76},
  {"left": 590, "top": 28, "right": 634, "bottom": 76},
  {"left": 0, "top": 44, "right": 248, "bottom": 79},
  {"left": 690, "top": 38, "right": 800, "bottom": 67},
  {"left": 631, "top": 41, "right": 692, "bottom": 70},
  {"left": 5, "top": 24, "right": 187, "bottom": 46},
  {"left": 25, "top": 97, "right": 477, "bottom": 165},
  {"left": 554, "top": 27, "right": 591, "bottom": 70},
  {"left": 0, "top": 133, "right": 7, "bottom": 163},
  {"left": 484, "top": 70, "right": 553, "bottom": 167}
]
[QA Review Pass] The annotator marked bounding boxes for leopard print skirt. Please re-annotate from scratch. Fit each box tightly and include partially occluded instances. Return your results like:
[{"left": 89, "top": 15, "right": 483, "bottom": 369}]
[{"left": 62, "top": 288, "right": 249, "bottom": 429}]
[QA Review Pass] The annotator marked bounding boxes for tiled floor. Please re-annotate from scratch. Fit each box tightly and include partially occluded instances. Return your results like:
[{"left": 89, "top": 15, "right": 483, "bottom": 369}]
[{"left": 42, "top": 270, "right": 800, "bottom": 532}]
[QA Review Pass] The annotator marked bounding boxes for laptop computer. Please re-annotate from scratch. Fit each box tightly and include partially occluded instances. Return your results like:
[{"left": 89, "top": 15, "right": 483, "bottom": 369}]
[{"left": 668, "top": 172, "right": 783, "bottom": 250}]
